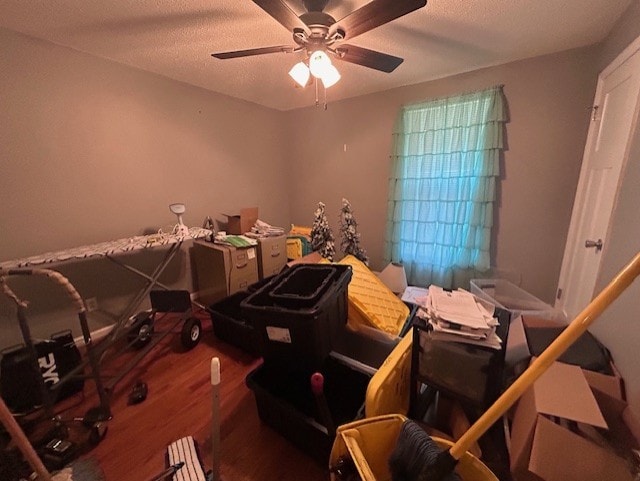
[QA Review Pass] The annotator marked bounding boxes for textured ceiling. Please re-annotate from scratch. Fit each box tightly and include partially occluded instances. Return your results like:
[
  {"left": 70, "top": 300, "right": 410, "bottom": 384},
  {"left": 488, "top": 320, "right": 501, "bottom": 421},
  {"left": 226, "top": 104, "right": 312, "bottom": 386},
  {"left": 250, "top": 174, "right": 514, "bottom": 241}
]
[{"left": 0, "top": 0, "right": 633, "bottom": 111}]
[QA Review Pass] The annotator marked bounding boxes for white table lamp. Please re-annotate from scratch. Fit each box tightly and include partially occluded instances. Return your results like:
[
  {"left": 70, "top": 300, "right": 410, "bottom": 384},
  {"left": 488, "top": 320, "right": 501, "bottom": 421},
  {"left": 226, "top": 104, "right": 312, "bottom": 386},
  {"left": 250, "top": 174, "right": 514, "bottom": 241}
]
[
  {"left": 379, "top": 262, "right": 408, "bottom": 295},
  {"left": 169, "top": 203, "right": 190, "bottom": 236}
]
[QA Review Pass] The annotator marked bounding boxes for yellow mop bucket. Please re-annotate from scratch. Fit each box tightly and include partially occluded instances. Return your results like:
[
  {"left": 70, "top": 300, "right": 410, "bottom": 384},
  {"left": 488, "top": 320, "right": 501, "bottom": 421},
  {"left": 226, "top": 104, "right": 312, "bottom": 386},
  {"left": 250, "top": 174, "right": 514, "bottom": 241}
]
[
  {"left": 329, "top": 414, "right": 497, "bottom": 481},
  {"left": 330, "top": 253, "right": 640, "bottom": 481}
]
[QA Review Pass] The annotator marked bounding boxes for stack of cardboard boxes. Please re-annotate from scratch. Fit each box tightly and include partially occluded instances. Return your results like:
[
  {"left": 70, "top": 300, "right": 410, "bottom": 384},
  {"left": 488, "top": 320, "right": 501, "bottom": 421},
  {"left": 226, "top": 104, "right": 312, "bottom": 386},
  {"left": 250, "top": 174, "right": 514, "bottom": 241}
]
[{"left": 507, "top": 316, "right": 639, "bottom": 481}]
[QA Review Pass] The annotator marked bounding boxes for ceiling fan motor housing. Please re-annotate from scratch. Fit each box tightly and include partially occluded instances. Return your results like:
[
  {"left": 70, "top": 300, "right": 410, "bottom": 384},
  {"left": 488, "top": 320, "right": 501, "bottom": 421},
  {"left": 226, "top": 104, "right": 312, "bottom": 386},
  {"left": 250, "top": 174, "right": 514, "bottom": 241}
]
[
  {"left": 302, "top": 0, "right": 330, "bottom": 12},
  {"left": 212, "top": 0, "right": 428, "bottom": 74}
]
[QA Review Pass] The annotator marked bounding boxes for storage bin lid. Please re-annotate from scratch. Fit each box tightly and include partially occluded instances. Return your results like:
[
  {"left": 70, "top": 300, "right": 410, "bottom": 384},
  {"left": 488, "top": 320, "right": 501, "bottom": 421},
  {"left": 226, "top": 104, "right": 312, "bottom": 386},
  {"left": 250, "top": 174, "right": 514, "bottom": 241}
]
[{"left": 338, "top": 255, "right": 410, "bottom": 336}]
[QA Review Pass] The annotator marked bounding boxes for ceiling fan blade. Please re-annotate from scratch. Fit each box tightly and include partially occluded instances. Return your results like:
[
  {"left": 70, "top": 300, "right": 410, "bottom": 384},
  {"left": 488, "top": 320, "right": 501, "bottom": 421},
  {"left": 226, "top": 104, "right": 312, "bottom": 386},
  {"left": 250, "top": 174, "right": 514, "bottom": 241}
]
[
  {"left": 334, "top": 44, "right": 403, "bottom": 73},
  {"left": 253, "top": 0, "right": 311, "bottom": 35},
  {"left": 330, "top": 0, "right": 427, "bottom": 40},
  {"left": 212, "top": 45, "right": 296, "bottom": 59}
]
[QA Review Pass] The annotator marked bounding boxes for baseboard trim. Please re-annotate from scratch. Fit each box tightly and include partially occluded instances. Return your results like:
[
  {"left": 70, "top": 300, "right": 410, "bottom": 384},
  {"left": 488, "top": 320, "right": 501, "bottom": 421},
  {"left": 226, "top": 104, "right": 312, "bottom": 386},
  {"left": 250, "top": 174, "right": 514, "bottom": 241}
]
[{"left": 74, "top": 325, "right": 114, "bottom": 350}]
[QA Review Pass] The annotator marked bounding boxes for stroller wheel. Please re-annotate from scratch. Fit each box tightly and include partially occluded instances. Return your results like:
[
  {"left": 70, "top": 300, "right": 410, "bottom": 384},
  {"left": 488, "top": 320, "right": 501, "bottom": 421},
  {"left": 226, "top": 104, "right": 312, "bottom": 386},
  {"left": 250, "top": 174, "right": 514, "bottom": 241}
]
[
  {"left": 88, "top": 422, "right": 108, "bottom": 446},
  {"left": 128, "top": 311, "right": 154, "bottom": 349},
  {"left": 180, "top": 317, "right": 202, "bottom": 350}
]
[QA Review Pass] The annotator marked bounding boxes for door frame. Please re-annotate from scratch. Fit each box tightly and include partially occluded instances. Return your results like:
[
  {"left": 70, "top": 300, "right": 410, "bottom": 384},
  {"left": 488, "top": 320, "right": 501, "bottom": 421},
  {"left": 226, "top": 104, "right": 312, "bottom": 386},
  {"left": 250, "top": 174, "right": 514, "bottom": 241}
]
[{"left": 555, "top": 34, "right": 640, "bottom": 317}]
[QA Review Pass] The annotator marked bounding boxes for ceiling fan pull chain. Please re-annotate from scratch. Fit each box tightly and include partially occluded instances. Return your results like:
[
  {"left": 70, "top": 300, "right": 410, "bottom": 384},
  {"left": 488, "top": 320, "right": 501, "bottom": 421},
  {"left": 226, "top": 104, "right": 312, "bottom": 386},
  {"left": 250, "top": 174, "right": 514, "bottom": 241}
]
[
  {"left": 315, "top": 77, "right": 319, "bottom": 107},
  {"left": 323, "top": 83, "right": 328, "bottom": 110}
]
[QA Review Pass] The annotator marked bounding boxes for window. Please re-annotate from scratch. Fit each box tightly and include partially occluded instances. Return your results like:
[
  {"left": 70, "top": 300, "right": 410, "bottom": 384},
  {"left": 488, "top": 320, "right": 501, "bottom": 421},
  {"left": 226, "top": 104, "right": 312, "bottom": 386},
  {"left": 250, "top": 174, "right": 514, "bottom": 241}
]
[{"left": 384, "top": 86, "right": 507, "bottom": 288}]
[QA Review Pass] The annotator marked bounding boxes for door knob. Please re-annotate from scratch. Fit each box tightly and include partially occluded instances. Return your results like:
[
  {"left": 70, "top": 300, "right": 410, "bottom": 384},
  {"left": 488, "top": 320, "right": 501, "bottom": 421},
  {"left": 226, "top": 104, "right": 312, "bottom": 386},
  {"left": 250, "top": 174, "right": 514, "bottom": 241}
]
[{"left": 585, "top": 239, "right": 603, "bottom": 252}]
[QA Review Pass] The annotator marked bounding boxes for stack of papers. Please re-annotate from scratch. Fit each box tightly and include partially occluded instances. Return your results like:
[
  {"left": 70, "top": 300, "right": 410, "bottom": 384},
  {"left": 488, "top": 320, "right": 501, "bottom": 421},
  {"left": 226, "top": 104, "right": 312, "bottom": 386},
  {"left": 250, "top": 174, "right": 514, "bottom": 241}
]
[
  {"left": 245, "top": 219, "right": 285, "bottom": 238},
  {"left": 425, "top": 285, "right": 502, "bottom": 350}
]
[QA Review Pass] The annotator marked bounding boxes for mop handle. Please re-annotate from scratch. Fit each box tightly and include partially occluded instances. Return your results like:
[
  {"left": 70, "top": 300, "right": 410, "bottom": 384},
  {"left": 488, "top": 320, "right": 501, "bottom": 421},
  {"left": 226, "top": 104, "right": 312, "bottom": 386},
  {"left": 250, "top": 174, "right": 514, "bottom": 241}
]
[
  {"left": 311, "top": 372, "right": 336, "bottom": 437},
  {"left": 0, "top": 395, "right": 53, "bottom": 481},
  {"left": 210, "top": 357, "right": 221, "bottom": 481},
  {"left": 148, "top": 462, "right": 185, "bottom": 481},
  {"left": 0, "top": 267, "right": 86, "bottom": 313},
  {"left": 449, "top": 251, "right": 640, "bottom": 461}
]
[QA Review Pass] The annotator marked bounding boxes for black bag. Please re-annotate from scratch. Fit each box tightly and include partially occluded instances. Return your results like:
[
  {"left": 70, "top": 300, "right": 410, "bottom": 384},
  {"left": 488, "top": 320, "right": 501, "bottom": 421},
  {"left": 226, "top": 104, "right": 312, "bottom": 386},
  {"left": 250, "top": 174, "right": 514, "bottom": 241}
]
[
  {"left": 525, "top": 326, "right": 613, "bottom": 375},
  {"left": 0, "top": 330, "right": 84, "bottom": 413}
]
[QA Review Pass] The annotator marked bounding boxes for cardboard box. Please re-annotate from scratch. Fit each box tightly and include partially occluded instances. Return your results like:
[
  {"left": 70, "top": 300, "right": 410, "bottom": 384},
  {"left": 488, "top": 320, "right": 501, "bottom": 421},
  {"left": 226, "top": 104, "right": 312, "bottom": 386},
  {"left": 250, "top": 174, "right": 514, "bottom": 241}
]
[
  {"left": 256, "top": 235, "right": 287, "bottom": 279},
  {"left": 192, "top": 240, "right": 258, "bottom": 305},
  {"left": 509, "top": 361, "right": 635, "bottom": 481},
  {"left": 223, "top": 207, "right": 258, "bottom": 235},
  {"left": 585, "top": 389, "right": 640, "bottom": 455}
]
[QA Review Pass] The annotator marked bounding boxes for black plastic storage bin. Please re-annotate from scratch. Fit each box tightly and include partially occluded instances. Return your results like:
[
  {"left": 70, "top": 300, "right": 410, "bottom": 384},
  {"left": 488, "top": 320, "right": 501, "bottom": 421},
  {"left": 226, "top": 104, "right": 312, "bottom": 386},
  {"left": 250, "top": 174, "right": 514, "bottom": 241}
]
[
  {"left": 246, "top": 354, "right": 372, "bottom": 464},
  {"left": 240, "top": 264, "right": 352, "bottom": 368},
  {"left": 209, "top": 292, "right": 260, "bottom": 356},
  {"left": 268, "top": 265, "right": 338, "bottom": 308},
  {"left": 247, "top": 275, "right": 276, "bottom": 293}
]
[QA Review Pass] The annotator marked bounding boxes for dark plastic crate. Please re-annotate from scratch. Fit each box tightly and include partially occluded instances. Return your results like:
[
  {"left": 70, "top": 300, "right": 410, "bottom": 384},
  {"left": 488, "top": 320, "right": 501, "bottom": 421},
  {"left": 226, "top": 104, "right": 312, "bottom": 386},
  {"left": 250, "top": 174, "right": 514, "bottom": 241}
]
[
  {"left": 268, "top": 265, "right": 338, "bottom": 308},
  {"left": 209, "top": 292, "right": 260, "bottom": 356},
  {"left": 240, "top": 265, "right": 352, "bottom": 368},
  {"left": 248, "top": 275, "right": 276, "bottom": 293},
  {"left": 246, "top": 355, "right": 371, "bottom": 464}
]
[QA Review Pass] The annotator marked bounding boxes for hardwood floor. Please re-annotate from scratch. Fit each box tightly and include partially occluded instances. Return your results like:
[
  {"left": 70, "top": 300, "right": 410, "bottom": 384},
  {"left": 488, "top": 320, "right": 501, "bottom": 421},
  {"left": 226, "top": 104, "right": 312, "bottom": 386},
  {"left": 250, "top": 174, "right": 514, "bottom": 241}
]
[{"left": 21, "top": 312, "right": 331, "bottom": 481}]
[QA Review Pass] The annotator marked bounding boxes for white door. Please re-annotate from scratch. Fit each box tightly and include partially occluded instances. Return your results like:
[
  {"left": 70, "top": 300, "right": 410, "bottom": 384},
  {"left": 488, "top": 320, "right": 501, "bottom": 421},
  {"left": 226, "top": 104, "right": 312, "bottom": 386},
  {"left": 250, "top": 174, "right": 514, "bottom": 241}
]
[{"left": 556, "top": 38, "right": 640, "bottom": 321}]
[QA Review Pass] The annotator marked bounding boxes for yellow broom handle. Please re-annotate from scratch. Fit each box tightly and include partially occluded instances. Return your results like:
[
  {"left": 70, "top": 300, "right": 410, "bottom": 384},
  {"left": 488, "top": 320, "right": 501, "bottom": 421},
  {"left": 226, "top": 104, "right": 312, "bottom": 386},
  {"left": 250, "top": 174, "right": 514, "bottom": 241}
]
[
  {"left": 0, "top": 395, "right": 53, "bottom": 481},
  {"left": 450, "top": 251, "right": 640, "bottom": 460}
]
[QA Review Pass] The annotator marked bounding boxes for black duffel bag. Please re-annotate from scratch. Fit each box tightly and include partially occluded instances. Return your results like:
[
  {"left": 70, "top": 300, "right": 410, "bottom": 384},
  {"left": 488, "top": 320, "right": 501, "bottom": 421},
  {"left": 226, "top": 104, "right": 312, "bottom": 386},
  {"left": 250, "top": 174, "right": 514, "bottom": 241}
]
[{"left": 0, "top": 330, "right": 84, "bottom": 413}]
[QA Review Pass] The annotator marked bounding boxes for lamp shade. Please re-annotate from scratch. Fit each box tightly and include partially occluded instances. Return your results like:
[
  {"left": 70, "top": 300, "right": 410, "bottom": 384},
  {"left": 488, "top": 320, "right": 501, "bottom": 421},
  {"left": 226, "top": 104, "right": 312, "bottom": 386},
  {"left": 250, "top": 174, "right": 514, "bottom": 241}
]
[
  {"left": 289, "top": 62, "right": 310, "bottom": 87},
  {"left": 321, "top": 64, "right": 341, "bottom": 88},
  {"left": 309, "top": 50, "right": 332, "bottom": 78},
  {"left": 378, "top": 262, "right": 408, "bottom": 295}
]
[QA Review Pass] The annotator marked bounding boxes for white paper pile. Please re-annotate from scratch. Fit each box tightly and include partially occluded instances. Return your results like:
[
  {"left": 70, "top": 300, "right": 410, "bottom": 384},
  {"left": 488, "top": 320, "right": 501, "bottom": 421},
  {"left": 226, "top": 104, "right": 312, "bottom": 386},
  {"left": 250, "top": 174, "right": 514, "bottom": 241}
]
[
  {"left": 245, "top": 219, "right": 285, "bottom": 238},
  {"left": 425, "top": 285, "right": 502, "bottom": 350}
]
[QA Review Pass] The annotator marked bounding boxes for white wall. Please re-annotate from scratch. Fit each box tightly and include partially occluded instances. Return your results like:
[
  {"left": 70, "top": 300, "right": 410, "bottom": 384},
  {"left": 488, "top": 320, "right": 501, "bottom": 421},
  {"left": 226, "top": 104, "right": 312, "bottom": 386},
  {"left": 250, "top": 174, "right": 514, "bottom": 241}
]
[
  {"left": 0, "top": 28, "right": 290, "bottom": 343},
  {"left": 284, "top": 47, "right": 598, "bottom": 304},
  {"left": 590, "top": 2, "right": 640, "bottom": 420}
]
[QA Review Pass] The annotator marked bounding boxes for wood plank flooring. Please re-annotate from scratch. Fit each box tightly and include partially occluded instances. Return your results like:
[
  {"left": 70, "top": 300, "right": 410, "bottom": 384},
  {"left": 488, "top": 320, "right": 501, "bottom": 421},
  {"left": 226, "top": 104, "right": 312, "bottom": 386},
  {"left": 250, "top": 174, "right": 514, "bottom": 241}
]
[{"left": 35, "top": 313, "right": 331, "bottom": 481}]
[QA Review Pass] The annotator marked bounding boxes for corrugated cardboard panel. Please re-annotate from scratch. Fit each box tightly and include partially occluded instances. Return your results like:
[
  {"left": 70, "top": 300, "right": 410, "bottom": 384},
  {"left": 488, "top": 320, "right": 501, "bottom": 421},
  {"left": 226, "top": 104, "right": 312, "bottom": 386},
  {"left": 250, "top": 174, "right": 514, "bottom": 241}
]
[
  {"left": 532, "top": 361, "right": 607, "bottom": 428},
  {"left": 582, "top": 361, "right": 625, "bottom": 401},
  {"left": 505, "top": 315, "right": 529, "bottom": 369},
  {"left": 529, "top": 416, "right": 633, "bottom": 481},
  {"left": 510, "top": 387, "right": 539, "bottom": 473}
]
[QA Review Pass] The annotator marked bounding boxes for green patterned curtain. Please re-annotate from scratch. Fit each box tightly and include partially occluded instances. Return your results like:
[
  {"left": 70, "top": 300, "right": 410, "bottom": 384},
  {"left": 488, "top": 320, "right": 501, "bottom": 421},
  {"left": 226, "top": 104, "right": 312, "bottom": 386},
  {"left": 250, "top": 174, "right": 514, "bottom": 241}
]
[{"left": 384, "top": 86, "right": 507, "bottom": 288}]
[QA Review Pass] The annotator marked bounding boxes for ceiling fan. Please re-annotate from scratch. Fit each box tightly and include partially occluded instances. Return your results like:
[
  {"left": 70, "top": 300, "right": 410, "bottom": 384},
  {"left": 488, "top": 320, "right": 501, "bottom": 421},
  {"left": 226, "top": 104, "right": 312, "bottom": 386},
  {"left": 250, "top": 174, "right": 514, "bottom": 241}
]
[{"left": 212, "top": 0, "right": 428, "bottom": 76}]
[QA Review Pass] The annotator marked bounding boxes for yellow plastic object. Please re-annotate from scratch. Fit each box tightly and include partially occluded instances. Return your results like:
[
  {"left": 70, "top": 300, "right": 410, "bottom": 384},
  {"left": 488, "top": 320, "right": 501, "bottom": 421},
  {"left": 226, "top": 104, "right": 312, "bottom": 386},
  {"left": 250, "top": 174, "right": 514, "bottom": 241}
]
[
  {"left": 338, "top": 255, "right": 409, "bottom": 336},
  {"left": 365, "top": 333, "right": 412, "bottom": 418},
  {"left": 289, "top": 224, "right": 312, "bottom": 237},
  {"left": 286, "top": 238, "right": 303, "bottom": 260},
  {"left": 329, "top": 414, "right": 498, "bottom": 481}
]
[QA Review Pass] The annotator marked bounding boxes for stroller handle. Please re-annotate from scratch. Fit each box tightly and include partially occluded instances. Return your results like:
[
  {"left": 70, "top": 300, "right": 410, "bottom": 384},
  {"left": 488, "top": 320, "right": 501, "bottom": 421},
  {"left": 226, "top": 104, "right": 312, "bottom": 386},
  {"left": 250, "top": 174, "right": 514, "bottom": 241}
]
[{"left": 0, "top": 267, "right": 86, "bottom": 313}]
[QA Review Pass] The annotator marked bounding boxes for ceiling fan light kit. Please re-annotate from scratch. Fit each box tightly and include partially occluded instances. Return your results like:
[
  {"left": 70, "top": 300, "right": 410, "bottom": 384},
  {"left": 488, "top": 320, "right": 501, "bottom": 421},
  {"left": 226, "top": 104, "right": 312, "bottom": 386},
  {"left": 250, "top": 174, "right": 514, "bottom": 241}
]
[
  {"left": 212, "top": 0, "right": 427, "bottom": 104},
  {"left": 289, "top": 61, "right": 311, "bottom": 86}
]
